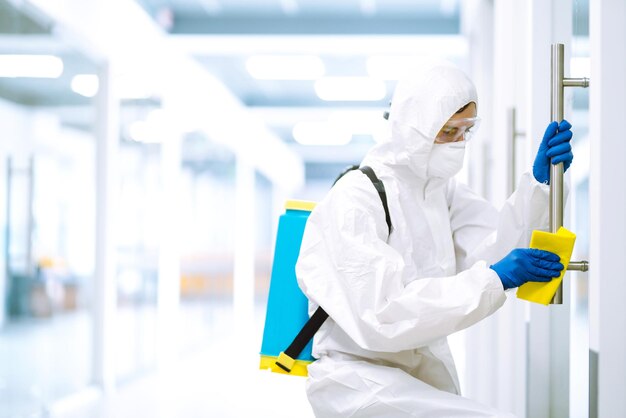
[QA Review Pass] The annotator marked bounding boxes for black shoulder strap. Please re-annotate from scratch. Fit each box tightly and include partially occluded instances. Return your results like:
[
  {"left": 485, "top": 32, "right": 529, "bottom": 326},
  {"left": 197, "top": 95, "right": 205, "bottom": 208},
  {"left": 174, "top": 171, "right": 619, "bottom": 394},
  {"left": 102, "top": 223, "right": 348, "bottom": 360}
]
[
  {"left": 275, "top": 165, "right": 393, "bottom": 374},
  {"left": 359, "top": 166, "right": 392, "bottom": 235},
  {"left": 332, "top": 164, "right": 360, "bottom": 187},
  {"left": 331, "top": 165, "right": 392, "bottom": 235},
  {"left": 276, "top": 307, "right": 329, "bottom": 373}
]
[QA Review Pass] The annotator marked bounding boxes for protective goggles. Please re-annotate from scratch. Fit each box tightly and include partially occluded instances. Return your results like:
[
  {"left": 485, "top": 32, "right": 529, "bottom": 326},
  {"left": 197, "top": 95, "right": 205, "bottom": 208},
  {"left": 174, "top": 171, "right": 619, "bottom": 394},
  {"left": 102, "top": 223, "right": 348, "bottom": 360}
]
[{"left": 434, "top": 117, "right": 482, "bottom": 144}]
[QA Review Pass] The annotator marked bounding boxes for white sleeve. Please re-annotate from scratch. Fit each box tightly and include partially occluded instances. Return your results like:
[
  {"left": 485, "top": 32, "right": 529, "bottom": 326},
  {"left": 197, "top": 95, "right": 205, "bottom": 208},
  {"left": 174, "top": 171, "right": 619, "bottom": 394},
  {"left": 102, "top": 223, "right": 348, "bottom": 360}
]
[
  {"left": 449, "top": 171, "right": 555, "bottom": 271},
  {"left": 296, "top": 173, "right": 506, "bottom": 353}
]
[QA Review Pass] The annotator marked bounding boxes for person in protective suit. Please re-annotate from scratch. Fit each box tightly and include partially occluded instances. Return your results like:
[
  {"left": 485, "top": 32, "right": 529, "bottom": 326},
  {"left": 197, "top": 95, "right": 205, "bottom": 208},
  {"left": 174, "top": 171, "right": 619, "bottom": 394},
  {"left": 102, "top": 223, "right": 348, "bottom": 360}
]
[{"left": 295, "top": 61, "right": 573, "bottom": 417}]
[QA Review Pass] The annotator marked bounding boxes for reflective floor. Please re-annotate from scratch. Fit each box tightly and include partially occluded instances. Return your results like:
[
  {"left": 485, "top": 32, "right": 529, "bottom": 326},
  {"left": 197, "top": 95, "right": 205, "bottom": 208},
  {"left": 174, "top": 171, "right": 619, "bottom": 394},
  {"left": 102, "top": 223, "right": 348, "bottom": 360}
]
[
  {"left": 0, "top": 302, "right": 313, "bottom": 418},
  {"left": 55, "top": 335, "right": 312, "bottom": 418},
  {"left": 0, "top": 312, "right": 92, "bottom": 418},
  {"left": 0, "top": 279, "right": 588, "bottom": 418}
]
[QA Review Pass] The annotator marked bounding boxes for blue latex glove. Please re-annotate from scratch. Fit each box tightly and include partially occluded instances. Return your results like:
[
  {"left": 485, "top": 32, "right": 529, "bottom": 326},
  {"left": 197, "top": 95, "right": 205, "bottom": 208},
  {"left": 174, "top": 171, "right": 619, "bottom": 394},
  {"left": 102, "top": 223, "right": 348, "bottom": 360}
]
[
  {"left": 490, "top": 248, "right": 564, "bottom": 290},
  {"left": 533, "top": 120, "right": 574, "bottom": 184}
]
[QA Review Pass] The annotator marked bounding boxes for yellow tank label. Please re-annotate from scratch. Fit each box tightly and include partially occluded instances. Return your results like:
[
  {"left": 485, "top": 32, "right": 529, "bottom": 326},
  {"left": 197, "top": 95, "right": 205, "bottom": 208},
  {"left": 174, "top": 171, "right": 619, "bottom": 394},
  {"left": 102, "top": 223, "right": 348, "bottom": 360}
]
[
  {"left": 259, "top": 355, "right": 312, "bottom": 377},
  {"left": 285, "top": 200, "right": 317, "bottom": 212}
]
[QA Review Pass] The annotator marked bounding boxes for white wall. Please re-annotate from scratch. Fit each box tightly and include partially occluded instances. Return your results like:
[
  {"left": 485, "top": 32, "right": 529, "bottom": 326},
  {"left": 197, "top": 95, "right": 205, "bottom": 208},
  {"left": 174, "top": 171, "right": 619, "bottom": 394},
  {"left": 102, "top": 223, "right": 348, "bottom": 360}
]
[
  {"left": 461, "top": 1, "right": 530, "bottom": 415},
  {"left": 0, "top": 99, "right": 28, "bottom": 327},
  {"left": 0, "top": 97, "right": 97, "bottom": 327},
  {"left": 589, "top": 1, "right": 626, "bottom": 417},
  {"left": 462, "top": 1, "right": 588, "bottom": 416}
]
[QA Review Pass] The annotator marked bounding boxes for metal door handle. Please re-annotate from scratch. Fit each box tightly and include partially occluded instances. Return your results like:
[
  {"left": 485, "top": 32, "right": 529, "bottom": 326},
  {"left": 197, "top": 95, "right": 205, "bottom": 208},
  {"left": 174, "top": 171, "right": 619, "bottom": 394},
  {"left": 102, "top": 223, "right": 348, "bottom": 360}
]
[
  {"left": 549, "top": 43, "right": 590, "bottom": 304},
  {"left": 507, "top": 108, "right": 526, "bottom": 195}
]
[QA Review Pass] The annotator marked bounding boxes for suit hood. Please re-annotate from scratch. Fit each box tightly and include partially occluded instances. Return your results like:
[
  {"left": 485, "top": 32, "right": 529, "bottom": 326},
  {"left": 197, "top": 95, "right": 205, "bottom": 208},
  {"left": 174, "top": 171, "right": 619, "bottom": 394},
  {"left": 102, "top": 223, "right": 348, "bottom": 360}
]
[{"left": 363, "top": 61, "right": 477, "bottom": 180}]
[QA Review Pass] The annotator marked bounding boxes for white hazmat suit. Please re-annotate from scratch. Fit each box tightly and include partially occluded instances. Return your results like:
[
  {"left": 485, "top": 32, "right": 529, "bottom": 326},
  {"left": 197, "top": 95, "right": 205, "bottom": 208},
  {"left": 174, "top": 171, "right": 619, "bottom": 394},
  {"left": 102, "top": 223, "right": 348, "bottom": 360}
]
[{"left": 295, "top": 62, "right": 552, "bottom": 417}]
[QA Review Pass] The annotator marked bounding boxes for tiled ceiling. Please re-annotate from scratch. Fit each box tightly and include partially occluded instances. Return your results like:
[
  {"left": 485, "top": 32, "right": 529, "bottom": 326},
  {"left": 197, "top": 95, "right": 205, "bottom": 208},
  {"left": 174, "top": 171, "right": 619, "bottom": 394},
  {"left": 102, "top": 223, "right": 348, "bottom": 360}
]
[
  {"left": 0, "top": 0, "right": 464, "bottom": 174},
  {"left": 136, "top": 0, "right": 463, "bottom": 149},
  {"left": 135, "top": 0, "right": 465, "bottom": 176},
  {"left": 0, "top": 1, "right": 96, "bottom": 107}
]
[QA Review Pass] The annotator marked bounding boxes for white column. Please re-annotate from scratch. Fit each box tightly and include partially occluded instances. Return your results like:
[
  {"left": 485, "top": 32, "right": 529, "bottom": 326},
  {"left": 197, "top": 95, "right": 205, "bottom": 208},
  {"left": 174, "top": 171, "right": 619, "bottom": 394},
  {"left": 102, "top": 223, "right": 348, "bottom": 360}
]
[
  {"left": 0, "top": 108, "right": 18, "bottom": 328},
  {"left": 504, "top": 7, "right": 531, "bottom": 405},
  {"left": 491, "top": 2, "right": 529, "bottom": 415},
  {"left": 462, "top": 2, "right": 530, "bottom": 415},
  {"left": 93, "top": 60, "right": 119, "bottom": 394},
  {"left": 589, "top": 1, "right": 626, "bottom": 417},
  {"left": 459, "top": 0, "right": 498, "bottom": 408},
  {"left": 156, "top": 126, "right": 182, "bottom": 371},
  {"left": 0, "top": 155, "right": 5, "bottom": 328},
  {"left": 462, "top": 0, "right": 494, "bottom": 199},
  {"left": 525, "top": 1, "right": 573, "bottom": 417},
  {"left": 233, "top": 157, "right": 255, "bottom": 334},
  {"left": 492, "top": 0, "right": 517, "bottom": 206},
  {"left": 271, "top": 185, "right": 288, "bottom": 256},
  {"left": 525, "top": 2, "right": 552, "bottom": 415}
]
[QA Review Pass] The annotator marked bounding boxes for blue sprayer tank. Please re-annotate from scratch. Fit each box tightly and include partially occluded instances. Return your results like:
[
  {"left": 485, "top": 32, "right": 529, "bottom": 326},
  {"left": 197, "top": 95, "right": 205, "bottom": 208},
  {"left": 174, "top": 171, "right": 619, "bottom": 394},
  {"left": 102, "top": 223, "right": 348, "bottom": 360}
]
[{"left": 259, "top": 200, "right": 316, "bottom": 376}]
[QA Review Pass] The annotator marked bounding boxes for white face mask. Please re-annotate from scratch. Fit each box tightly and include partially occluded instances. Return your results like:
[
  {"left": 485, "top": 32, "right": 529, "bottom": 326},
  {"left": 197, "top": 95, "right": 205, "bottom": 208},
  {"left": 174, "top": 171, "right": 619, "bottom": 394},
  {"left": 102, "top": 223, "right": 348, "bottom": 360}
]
[{"left": 427, "top": 142, "right": 466, "bottom": 179}]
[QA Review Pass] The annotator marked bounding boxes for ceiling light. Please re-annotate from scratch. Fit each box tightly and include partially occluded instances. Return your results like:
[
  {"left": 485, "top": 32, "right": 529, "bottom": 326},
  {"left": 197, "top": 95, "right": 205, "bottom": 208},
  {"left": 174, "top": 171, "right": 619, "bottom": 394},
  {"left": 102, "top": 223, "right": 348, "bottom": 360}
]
[
  {"left": 246, "top": 55, "right": 325, "bottom": 80},
  {"left": 366, "top": 56, "right": 427, "bottom": 80},
  {"left": 0, "top": 55, "right": 63, "bottom": 78},
  {"left": 360, "top": 0, "right": 376, "bottom": 15},
  {"left": 113, "top": 71, "right": 157, "bottom": 100},
  {"left": 71, "top": 74, "right": 99, "bottom": 97},
  {"left": 570, "top": 57, "right": 590, "bottom": 78},
  {"left": 292, "top": 121, "right": 352, "bottom": 146},
  {"left": 280, "top": 0, "right": 299, "bottom": 15},
  {"left": 129, "top": 120, "right": 152, "bottom": 143},
  {"left": 440, "top": 0, "right": 458, "bottom": 16},
  {"left": 118, "top": 80, "right": 153, "bottom": 100},
  {"left": 129, "top": 109, "right": 178, "bottom": 143},
  {"left": 328, "top": 110, "right": 390, "bottom": 143},
  {"left": 315, "top": 77, "right": 386, "bottom": 101},
  {"left": 169, "top": 35, "right": 468, "bottom": 56}
]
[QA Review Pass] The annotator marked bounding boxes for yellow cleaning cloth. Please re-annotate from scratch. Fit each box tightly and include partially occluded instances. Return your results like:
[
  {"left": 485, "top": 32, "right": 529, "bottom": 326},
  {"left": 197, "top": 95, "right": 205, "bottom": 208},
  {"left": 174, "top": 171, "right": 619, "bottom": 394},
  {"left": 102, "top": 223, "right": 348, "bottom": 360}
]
[{"left": 516, "top": 227, "right": 576, "bottom": 305}]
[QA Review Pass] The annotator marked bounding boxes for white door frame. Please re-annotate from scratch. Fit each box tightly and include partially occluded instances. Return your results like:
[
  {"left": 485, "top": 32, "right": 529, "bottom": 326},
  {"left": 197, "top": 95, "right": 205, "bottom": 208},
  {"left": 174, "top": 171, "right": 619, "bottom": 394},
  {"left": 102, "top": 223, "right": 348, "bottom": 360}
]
[{"left": 589, "top": 1, "right": 626, "bottom": 417}]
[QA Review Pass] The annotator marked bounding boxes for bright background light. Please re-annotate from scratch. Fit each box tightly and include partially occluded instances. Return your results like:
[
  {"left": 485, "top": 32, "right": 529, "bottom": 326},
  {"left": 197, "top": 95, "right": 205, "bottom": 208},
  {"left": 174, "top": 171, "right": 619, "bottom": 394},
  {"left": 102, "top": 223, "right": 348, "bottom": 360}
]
[
  {"left": 292, "top": 120, "right": 352, "bottom": 146},
  {"left": 292, "top": 110, "right": 389, "bottom": 146},
  {"left": 0, "top": 55, "right": 64, "bottom": 78},
  {"left": 366, "top": 55, "right": 425, "bottom": 80},
  {"left": 71, "top": 74, "right": 99, "bottom": 97},
  {"left": 314, "top": 77, "right": 387, "bottom": 101},
  {"left": 246, "top": 55, "right": 325, "bottom": 80},
  {"left": 327, "top": 110, "right": 390, "bottom": 143},
  {"left": 129, "top": 109, "right": 176, "bottom": 143},
  {"left": 114, "top": 71, "right": 158, "bottom": 99},
  {"left": 570, "top": 57, "right": 591, "bottom": 78}
]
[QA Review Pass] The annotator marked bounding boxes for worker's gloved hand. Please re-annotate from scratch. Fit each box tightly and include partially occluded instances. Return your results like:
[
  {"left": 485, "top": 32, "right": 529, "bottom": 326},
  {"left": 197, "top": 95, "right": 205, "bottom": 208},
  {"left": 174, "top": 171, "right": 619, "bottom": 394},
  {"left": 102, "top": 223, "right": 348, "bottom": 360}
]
[
  {"left": 490, "top": 248, "right": 564, "bottom": 290},
  {"left": 533, "top": 120, "right": 574, "bottom": 184}
]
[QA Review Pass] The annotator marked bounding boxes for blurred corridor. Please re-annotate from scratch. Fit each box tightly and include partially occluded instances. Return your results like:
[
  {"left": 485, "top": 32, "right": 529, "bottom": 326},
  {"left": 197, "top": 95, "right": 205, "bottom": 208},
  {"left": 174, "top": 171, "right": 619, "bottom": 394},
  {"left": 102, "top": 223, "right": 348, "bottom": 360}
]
[{"left": 1, "top": 0, "right": 625, "bottom": 417}]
